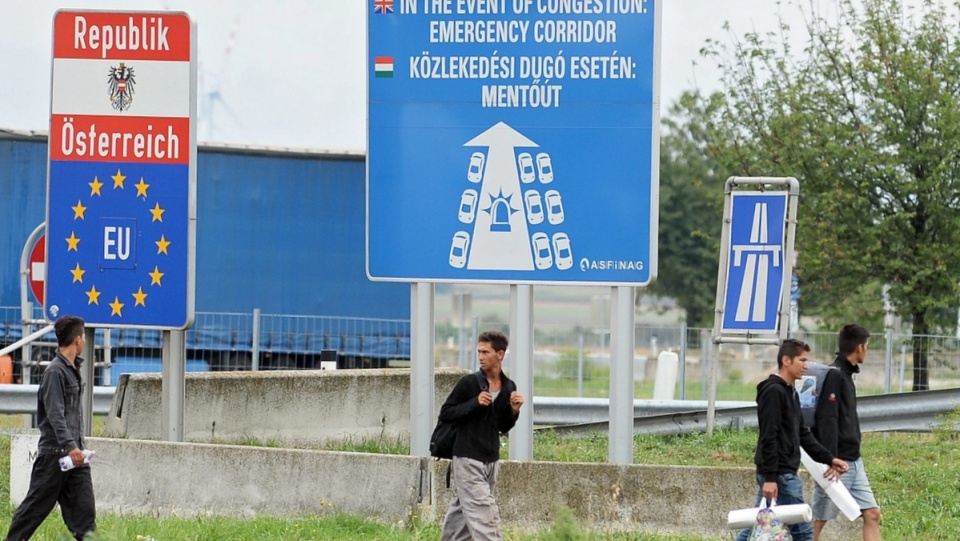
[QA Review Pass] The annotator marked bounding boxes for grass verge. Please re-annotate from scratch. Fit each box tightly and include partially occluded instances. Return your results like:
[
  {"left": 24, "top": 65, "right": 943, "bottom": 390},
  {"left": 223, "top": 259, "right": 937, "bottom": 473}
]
[{"left": 2, "top": 413, "right": 959, "bottom": 539}]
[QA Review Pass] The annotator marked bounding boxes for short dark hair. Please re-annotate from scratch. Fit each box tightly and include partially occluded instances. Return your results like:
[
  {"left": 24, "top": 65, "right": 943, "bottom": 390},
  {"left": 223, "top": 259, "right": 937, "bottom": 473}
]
[
  {"left": 777, "top": 338, "right": 810, "bottom": 369},
  {"left": 54, "top": 315, "right": 85, "bottom": 348},
  {"left": 478, "top": 330, "right": 508, "bottom": 353},
  {"left": 838, "top": 324, "right": 870, "bottom": 356}
]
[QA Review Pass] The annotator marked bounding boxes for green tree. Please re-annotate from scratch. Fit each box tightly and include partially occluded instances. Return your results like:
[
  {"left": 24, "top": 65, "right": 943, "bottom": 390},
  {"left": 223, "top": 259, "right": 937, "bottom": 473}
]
[
  {"left": 653, "top": 93, "right": 725, "bottom": 327},
  {"left": 701, "top": 0, "right": 960, "bottom": 389}
]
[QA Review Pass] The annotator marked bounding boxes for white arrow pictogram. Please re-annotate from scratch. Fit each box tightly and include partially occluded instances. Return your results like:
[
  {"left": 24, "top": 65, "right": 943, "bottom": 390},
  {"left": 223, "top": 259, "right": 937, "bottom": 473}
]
[{"left": 463, "top": 122, "right": 538, "bottom": 271}]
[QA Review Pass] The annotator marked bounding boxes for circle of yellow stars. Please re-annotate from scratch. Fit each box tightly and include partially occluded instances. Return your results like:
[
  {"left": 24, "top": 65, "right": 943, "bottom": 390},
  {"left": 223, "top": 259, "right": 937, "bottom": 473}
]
[{"left": 66, "top": 168, "right": 168, "bottom": 318}]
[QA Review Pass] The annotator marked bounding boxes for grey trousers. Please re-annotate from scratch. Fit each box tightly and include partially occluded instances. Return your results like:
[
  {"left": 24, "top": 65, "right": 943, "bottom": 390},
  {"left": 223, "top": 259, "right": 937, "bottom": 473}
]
[{"left": 440, "top": 456, "right": 502, "bottom": 541}]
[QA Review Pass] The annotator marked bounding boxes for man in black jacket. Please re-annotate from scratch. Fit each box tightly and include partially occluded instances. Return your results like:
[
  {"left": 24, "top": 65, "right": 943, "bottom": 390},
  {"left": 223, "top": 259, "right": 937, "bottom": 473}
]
[
  {"left": 736, "top": 339, "right": 847, "bottom": 541},
  {"left": 439, "top": 330, "right": 523, "bottom": 541},
  {"left": 5, "top": 316, "right": 96, "bottom": 541},
  {"left": 812, "top": 324, "right": 881, "bottom": 541}
]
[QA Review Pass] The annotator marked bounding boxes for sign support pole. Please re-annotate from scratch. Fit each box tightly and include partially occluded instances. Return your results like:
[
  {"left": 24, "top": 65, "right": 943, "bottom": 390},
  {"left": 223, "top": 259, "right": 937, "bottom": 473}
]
[
  {"left": 81, "top": 327, "right": 95, "bottom": 436},
  {"left": 781, "top": 186, "right": 800, "bottom": 342},
  {"left": 410, "top": 283, "right": 435, "bottom": 457},
  {"left": 20, "top": 223, "right": 46, "bottom": 388},
  {"left": 706, "top": 340, "right": 721, "bottom": 435},
  {"left": 508, "top": 285, "right": 533, "bottom": 461},
  {"left": 707, "top": 184, "right": 735, "bottom": 436},
  {"left": 20, "top": 223, "right": 46, "bottom": 325},
  {"left": 609, "top": 286, "right": 635, "bottom": 464},
  {"left": 161, "top": 330, "right": 185, "bottom": 442}
]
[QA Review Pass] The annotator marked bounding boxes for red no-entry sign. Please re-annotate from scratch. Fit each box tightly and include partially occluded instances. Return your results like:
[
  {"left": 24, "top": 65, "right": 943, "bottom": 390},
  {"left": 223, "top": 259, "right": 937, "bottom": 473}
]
[{"left": 28, "top": 235, "right": 46, "bottom": 306}]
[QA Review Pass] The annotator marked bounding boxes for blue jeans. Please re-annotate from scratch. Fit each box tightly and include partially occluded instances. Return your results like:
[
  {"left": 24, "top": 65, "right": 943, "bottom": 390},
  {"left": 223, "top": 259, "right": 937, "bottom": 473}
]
[{"left": 735, "top": 472, "right": 812, "bottom": 541}]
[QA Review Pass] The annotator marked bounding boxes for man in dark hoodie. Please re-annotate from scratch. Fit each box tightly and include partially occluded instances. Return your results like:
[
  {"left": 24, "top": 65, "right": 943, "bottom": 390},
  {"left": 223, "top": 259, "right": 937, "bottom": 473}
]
[
  {"left": 439, "top": 330, "right": 524, "bottom": 541},
  {"left": 812, "top": 324, "right": 880, "bottom": 541},
  {"left": 735, "top": 338, "right": 848, "bottom": 541}
]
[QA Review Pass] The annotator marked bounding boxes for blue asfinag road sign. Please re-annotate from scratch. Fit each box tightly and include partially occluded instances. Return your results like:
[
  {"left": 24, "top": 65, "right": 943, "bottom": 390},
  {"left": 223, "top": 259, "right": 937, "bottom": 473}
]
[
  {"left": 367, "top": 0, "right": 660, "bottom": 285},
  {"left": 720, "top": 192, "right": 788, "bottom": 333}
]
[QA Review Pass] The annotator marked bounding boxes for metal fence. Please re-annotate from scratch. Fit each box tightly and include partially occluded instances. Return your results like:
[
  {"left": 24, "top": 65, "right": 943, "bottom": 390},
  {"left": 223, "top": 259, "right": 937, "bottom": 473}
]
[
  {"left": 0, "top": 306, "right": 410, "bottom": 385},
  {"left": 3, "top": 305, "right": 958, "bottom": 400},
  {"left": 436, "top": 323, "right": 960, "bottom": 401}
]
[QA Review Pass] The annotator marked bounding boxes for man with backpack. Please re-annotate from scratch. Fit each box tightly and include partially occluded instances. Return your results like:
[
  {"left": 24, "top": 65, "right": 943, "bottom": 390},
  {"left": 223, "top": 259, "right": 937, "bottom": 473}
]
[
  {"left": 736, "top": 338, "right": 848, "bottom": 541},
  {"left": 439, "top": 330, "right": 524, "bottom": 541},
  {"left": 812, "top": 324, "right": 881, "bottom": 540}
]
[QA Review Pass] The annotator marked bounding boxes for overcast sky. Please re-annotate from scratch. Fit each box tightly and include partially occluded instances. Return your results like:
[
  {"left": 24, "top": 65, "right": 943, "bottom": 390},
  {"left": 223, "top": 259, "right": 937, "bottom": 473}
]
[{"left": 2, "top": 0, "right": 794, "bottom": 151}]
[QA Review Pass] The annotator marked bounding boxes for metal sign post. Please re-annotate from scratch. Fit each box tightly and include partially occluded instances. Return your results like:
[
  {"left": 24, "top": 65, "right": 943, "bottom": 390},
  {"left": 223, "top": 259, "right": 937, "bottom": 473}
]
[
  {"left": 409, "top": 283, "right": 435, "bottom": 457},
  {"left": 709, "top": 177, "right": 799, "bottom": 434},
  {"left": 81, "top": 327, "right": 95, "bottom": 436},
  {"left": 609, "top": 285, "right": 636, "bottom": 464},
  {"left": 161, "top": 329, "right": 185, "bottom": 442},
  {"left": 508, "top": 285, "right": 534, "bottom": 461}
]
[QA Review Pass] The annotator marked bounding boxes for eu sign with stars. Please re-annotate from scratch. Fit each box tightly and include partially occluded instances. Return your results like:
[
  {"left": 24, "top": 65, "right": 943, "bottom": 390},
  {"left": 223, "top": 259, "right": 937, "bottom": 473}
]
[{"left": 45, "top": 10, "right": 197, "bottom": 329}]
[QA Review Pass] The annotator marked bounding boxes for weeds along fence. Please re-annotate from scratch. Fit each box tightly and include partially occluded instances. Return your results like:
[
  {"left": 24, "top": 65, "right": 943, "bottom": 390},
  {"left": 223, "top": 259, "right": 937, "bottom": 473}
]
[{"left": 2, "top": 305, "right": 958, "bottom": 400}]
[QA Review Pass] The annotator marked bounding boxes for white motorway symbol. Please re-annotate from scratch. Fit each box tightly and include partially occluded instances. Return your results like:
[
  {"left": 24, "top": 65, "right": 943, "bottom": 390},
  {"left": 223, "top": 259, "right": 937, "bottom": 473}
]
[{"left": 732, "top": 201, "right": 782, "bottom": 322}]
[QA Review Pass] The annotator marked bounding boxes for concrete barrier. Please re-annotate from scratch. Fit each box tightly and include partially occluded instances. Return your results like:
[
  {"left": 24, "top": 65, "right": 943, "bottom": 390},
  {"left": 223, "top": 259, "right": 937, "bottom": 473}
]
[
  {"left": 8, "top": 435, "right": 862, "bottom": 538},
  {"left": 104, "top": 368, "right": 469, "bottom": 446},
  {"left": 434, "top": 461, "right": 861, "bottom": 538},
  {"left": 10, "top": 435, "right": 422, "bottom": 522}
]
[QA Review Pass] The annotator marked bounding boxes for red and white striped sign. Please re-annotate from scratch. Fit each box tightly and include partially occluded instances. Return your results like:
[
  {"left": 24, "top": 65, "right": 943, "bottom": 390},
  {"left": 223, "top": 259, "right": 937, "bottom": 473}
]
[
  {"left": 50, "top": 11, "right": 194, "bottom": 165},
  {"left": 29, "top": 236, "right": 46, "bottom": 306}
]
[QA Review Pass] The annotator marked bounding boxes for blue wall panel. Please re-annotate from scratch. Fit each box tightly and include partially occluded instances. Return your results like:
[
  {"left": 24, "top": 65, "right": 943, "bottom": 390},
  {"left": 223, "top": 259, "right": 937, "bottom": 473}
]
[
  {"left": 0, "top": 134, "right": 408, "bottom": 321},
  {"left": 0, "top": 136, "right": 47, "bottom": 312}
]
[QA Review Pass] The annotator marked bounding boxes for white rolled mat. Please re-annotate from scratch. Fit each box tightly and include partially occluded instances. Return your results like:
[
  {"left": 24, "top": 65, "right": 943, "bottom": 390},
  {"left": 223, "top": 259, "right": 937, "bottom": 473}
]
[
  {"left": 728, "top": 503, "right": 812, "bottom": 529},
  {"left": 800, "top": 449, "right": 861, "bottom": 520}
]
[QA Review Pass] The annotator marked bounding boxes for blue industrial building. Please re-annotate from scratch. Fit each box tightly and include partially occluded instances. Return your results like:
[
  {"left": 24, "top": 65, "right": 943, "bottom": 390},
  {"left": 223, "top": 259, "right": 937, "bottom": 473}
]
[{"left": 0, "top": 130, "right": 410, "bottom": 375}]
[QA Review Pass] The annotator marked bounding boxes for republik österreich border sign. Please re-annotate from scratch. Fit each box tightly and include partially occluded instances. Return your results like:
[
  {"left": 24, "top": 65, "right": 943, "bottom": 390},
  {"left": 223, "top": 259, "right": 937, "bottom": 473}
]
[{"left": 46, "top": 10, "right": 197, "bottom": 329}]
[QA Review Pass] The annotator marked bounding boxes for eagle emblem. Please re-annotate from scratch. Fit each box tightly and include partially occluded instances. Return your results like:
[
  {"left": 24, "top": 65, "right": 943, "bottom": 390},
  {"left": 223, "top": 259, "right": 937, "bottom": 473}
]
[{"left": 108, "top": 63, "right": 136, "bottom": 111}]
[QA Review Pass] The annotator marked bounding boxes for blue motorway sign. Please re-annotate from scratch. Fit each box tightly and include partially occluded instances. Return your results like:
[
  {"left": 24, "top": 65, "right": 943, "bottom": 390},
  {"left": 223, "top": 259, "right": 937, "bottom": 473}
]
[
  {"left": 720, "top": 192, "right": 788, "bottom": 333},
  {"left": 367, "top": 0, "right": 660, "bottom": 285}
]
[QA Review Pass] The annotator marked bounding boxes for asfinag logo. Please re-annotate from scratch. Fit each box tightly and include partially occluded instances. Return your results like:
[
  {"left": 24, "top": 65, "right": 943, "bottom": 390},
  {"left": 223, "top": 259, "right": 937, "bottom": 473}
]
[{"left": 579, "top": 258, "right": 644, "bottom": 272}]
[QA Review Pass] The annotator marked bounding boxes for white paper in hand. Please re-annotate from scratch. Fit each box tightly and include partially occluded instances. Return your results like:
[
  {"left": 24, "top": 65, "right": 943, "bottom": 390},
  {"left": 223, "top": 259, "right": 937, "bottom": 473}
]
[{"left": 800, "top": 449, "right": 861, "bottom": 520}]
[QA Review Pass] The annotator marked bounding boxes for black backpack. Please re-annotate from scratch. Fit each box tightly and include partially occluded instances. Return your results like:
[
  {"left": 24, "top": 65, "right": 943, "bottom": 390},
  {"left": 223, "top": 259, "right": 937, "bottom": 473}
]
[
  {"left": 795, "top": 362, "right": 839, "bottom": 428},
  {"left": 429, "top": 370, "right": 488, "bottom": 460}
]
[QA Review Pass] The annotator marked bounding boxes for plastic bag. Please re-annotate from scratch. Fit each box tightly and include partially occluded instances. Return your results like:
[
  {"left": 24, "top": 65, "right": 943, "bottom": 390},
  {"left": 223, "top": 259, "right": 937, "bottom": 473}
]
[{"left": 746, "top": 499, "right": 793, "bottom": 541}]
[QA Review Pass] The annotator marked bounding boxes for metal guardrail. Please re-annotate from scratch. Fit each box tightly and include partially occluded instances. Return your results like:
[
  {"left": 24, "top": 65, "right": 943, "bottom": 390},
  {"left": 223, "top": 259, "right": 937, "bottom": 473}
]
[
  {"left": 532, "top": 397, "right": 756, "bottom": 425},
  {"left": 0, "top": 384, "right": 115, "bottom": 415},
  {"left": 1, "top": 384, "right": 957, "bottom": 436},
  {"left": 549, "top": 388, "right": 960, "bottom": 436}
]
